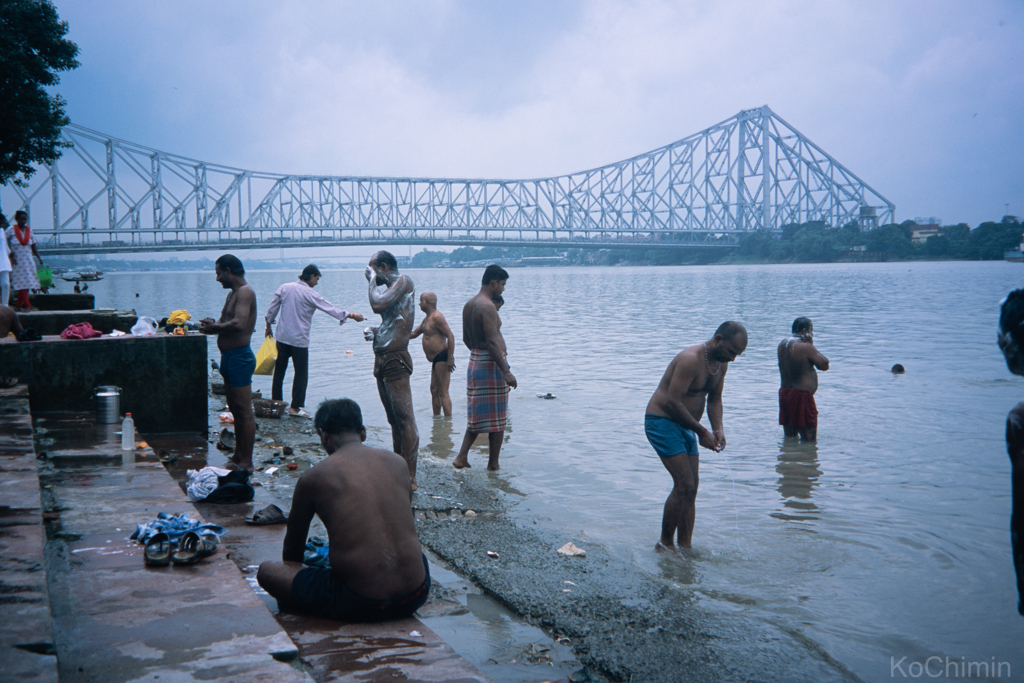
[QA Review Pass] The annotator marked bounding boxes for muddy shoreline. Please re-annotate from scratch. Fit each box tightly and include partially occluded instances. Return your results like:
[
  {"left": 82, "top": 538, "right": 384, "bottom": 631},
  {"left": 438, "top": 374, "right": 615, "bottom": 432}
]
[{"left": 226, "top": 398, "right": 854, "bottom": 683}]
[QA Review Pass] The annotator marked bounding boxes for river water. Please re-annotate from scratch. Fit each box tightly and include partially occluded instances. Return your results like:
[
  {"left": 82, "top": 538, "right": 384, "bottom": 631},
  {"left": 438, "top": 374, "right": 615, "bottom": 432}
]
[{"left": 86, "top": 261, "right": 1023, "bottom": 681}]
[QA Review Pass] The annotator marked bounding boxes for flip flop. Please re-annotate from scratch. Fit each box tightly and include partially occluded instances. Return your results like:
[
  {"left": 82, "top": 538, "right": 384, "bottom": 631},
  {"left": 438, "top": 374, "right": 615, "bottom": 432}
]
[
  {"left": 245, "top": 503, "right": 288, "bottom": 525},
  {"left": 171, "top": 531, "right": 219, "bottom": 565},
  {"left": 288, "top": 409, "right": 312, "bottom": 418},
  {"left": 144, "top": 532, "right": 173, "bottom": 566}
]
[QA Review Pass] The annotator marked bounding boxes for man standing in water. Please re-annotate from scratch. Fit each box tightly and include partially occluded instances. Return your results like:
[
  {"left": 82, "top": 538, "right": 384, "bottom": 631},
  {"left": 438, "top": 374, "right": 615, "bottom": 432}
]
[
  {"left": 777, "top": 317, "right": 830, "bottom": 441},
  {"left": 410, "top": 292, "right": 457, "bottom": 417},
  {"left": 365, "top": 251, "right": 419, "bottom": 490},
  {"left": 453, "top": 265, "right": 517, "bottom": 471},
  {"left": 998, "top": 290, "right": 1024, "bottom": 616},
  {"left": 200, "top": 254, "right": 257, "bottom": 471},
  {"left": 645, "top": 321, "right": 747, "bottom": 555}
]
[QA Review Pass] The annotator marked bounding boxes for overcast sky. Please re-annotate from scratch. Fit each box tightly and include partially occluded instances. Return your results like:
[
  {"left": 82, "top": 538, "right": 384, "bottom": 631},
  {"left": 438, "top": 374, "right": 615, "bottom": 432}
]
[{"left": 42, "top": 0, "right": 1024, "bottom": 229}]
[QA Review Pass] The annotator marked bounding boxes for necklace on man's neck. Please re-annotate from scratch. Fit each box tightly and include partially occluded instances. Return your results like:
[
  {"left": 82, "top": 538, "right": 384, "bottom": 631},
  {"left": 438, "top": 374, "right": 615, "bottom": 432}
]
[{"left": 704, "top": 341, "right": 721, "bottom": 375}]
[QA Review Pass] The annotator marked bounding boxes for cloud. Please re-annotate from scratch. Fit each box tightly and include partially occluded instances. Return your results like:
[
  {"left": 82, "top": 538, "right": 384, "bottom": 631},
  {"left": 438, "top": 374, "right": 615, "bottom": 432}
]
[{"left": 40, "top": 0, "right": 1024, "bottom": 224}]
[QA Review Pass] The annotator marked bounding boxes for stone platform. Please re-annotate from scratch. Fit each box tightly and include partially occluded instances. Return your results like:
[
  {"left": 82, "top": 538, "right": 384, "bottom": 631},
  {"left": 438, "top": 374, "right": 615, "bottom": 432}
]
[
  {"left": 16, "top": 308, "right": 137, "bottom": 335},
  {"left": 0, "top": 386, "right": 493, "bottom": 683},
  {"left": 0, "top": 332, "right": 206, "bottom": 433}
]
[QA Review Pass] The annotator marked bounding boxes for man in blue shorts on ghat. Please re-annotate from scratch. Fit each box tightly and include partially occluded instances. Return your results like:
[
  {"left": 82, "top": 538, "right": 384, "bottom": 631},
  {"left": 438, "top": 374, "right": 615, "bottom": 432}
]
[
  {"left": 257, "top": 399, "right": 430, "bottom": 621},
  {"left": 645, "top": 321, "right": 747, "bottom": 556},
  {"left": 200, "top": 254, "right": 257, "bottom": 471}
]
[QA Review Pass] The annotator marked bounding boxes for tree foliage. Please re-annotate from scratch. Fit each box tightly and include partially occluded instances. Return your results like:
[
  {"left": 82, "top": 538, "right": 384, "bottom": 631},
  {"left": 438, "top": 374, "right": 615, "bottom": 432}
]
[
  {"left": 0, "top": 0, "right": 79, "bottom": 187},
  {"left": 734, "top": 217, "right": 1023, "bottom": 263}
]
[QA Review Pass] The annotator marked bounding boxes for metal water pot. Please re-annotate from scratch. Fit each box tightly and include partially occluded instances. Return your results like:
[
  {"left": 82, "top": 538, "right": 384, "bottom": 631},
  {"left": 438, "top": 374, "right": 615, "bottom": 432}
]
[{"left": 95, "top": 386, "right": 121, "bottom": 424}]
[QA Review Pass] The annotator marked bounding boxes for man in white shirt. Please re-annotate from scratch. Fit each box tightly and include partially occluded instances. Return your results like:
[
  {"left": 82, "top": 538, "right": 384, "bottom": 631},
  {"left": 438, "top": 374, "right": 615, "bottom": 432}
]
[{"left": 265, "top": 265, "right": 364, "bottom": 417}]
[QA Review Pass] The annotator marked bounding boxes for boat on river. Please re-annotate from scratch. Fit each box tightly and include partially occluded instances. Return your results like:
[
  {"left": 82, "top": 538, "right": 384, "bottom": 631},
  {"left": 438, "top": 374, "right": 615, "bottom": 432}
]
[{"left": 58, "top": 271, "right": 104, "bottom": 282}]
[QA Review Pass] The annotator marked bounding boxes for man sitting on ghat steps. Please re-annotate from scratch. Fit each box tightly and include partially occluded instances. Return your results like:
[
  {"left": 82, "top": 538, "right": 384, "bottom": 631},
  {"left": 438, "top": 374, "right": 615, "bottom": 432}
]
[{"left": 257, "top": 398, "right": 430, "bottom": 621}]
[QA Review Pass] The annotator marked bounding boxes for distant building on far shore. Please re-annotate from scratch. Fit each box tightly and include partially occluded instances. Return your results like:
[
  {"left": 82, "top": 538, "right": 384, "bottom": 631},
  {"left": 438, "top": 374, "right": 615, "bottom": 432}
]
[{"left": 910, "top": 218, "right": 943, "bottom": 244}]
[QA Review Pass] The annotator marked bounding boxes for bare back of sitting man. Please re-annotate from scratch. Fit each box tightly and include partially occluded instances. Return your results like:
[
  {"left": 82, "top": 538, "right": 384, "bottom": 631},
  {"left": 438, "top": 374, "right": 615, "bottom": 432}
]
[
  {"left": 777, "top": 317, "right": 829, "bottom": 441},
  {"left": 0, "top": 304, "right": 24, "bottom": 339},
  {"left": 257, "top": 399, "right": 429, "bottom": 621}
]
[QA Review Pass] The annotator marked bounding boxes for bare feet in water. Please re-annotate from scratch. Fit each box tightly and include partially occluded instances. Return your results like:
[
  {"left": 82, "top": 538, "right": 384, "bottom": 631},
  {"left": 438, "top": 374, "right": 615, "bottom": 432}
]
[
  {"left": 655, "top": 541, "right": 684, "bottom": 559},
  {"left": 452, "top": 456, "right": 470, "bottom": 469}
]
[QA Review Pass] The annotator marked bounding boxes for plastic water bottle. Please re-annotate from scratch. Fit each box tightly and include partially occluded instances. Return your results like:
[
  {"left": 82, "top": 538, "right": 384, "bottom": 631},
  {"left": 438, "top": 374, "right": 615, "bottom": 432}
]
[{"left": 121, "top": 413, "right": 134, "bottom": 451}]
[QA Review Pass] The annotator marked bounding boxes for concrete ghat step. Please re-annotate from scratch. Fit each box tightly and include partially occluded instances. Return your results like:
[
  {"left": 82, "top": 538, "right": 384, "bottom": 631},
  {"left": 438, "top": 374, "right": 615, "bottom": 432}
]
[
  {"left": 0, "top": 384, "right": 58, "bottom": 683},
  {"left": 35, "top": 413, "right": 310, "bottom": 683}
]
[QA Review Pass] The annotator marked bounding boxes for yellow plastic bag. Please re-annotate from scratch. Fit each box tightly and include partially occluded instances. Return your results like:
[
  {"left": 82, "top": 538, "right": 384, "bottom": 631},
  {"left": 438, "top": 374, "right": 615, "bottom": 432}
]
[
  {"left": 167, "top": 310, "right": 191, "bottom": 326},
  {"left": 254, "top": 336, "right": 277, "bottom": 375}
]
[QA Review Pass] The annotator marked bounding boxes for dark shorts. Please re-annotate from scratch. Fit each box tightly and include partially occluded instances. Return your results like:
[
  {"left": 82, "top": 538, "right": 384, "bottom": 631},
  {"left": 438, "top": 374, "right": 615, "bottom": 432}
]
[
  {"left": 431, "top": 348, "right": 449, "bottom": 366},
  {"left": 220, "top": 345, "right": 257, "bottom": 388},
  {"left": 779, "top": 388, "right": 818, "bottom": 428},
  {"left": 645, "top": 413, "right": 698, "bottom": 458},
  {"left": 291, "top": 554, "right": 431, "bottom": 622},
  {"left": 374, "top": 349, "right": 413, "bottom": 382}
]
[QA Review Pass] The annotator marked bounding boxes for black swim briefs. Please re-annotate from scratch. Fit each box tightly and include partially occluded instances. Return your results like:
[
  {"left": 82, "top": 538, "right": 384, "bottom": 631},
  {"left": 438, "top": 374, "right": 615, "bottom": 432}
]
[{"left": 291, "top": 554, "right": 431, "bottom": 622}]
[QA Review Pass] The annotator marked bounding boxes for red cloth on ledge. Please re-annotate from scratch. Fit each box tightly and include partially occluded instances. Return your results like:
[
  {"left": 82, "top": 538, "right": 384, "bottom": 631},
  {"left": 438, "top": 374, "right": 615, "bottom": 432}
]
[{"left": 60, "top": 322, "right": 102, "bottom": 340}]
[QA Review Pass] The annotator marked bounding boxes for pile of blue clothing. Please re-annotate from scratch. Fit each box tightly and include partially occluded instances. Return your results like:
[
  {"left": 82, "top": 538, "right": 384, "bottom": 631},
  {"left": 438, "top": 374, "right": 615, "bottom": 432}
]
[
  {"left": 303, "top": 536, "right": 330, "bottom": 569},
  {"left": 131, "top": 512, "right": 228, "bottom": 544}
]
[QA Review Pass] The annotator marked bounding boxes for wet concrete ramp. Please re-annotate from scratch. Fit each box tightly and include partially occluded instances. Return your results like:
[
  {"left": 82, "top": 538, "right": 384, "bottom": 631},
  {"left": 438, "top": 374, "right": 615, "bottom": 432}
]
[{"left": 35, "top": 412, "right": 308, "bottom": 682}]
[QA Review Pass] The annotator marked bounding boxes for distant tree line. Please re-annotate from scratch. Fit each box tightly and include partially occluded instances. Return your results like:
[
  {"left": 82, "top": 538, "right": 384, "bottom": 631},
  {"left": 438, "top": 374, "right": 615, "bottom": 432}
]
[
  {"left": 731, "top": 216, "right": 1023, "bottom": 263},
  {"left": 412, "top": 245, "right": 568, "bottom": 268},
  {"left": 411, "top": 216, "right": 1024, "bottom": 267}
]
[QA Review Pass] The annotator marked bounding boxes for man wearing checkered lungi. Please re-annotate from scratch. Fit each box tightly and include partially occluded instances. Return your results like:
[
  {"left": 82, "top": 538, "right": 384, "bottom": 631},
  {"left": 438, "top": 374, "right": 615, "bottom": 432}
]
[{"left": 453, "top": 265, "right": 517, "bottom": 471}]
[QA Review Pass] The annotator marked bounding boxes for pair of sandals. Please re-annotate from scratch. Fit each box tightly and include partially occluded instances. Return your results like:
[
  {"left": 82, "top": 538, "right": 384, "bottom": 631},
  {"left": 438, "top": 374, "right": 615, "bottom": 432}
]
[{"left": 143, "top": 531, "right": 219, "bottom": 566}]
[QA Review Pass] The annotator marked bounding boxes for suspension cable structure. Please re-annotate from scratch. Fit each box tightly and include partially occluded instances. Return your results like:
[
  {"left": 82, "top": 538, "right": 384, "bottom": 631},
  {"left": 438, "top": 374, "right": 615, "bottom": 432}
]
[{"left": 1, "top": 106, "right": 893, "bottom": 255}]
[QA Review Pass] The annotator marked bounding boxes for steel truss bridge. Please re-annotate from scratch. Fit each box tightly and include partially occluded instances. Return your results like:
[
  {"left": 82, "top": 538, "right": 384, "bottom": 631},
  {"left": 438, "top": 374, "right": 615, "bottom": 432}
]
[{"left": 1, "top": 105, "right": 893, "bottom": 256}]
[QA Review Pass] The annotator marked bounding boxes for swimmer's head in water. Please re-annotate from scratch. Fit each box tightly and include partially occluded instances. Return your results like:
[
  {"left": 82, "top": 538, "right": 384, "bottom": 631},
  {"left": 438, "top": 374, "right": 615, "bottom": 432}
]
[
  {"left": 314, "top": 398, "right": 364, "bottom": 437},
  {"left": 482, "top": 264, "right": 509, "bottom": 286},
  {"left": 792, "top": 317, "right": 813, "bottom": 335},
  {"left": 999, "top": 289, "right": 1024, "bottom": 376}
]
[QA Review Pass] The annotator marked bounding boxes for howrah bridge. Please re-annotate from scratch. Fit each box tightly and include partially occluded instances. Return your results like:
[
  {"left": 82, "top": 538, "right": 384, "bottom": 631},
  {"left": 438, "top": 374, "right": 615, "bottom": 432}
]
[{"left": 1, "top": 105, "right": 894, "bottom": 256}]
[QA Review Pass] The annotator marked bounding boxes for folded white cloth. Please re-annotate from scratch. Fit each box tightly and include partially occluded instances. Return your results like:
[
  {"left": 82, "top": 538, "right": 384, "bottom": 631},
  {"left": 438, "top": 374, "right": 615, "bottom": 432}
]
[{"left": 185, "top": 466, "right": 231, "bottom": 502}]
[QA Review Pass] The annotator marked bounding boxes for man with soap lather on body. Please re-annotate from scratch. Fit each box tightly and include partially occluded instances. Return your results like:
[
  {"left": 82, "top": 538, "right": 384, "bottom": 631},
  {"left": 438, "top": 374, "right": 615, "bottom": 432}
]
[{"left": 777, "top": 316, "right": 829, "bottom": 441}]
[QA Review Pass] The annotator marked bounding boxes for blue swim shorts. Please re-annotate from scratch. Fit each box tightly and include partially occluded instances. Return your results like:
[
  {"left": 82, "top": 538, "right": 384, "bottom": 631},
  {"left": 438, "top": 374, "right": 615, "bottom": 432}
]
[
  {"left": 219, "top": 345, "right": 257, "bottom": 388},
  {"left": 291, "top": 554, "right": 431, "bottom": 622},
  {"left": 645, "top": 413, "right": 699, "bottom": 458}
]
